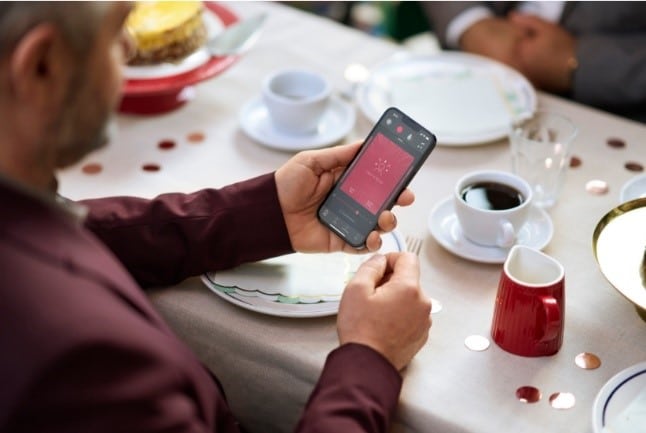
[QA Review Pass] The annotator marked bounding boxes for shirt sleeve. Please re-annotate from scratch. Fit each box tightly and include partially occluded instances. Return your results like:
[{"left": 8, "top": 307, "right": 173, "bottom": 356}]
[
  {"left": 445, "top": 6, "right": 493, "bottom": 48},
  {"left": 295, "top": 343, "right": 402, "bottom": 433},
  {"left": 81, "top": 173, "right": 294, "bottom": 287},
  {"left": 421, "top": 2, "right": 493, "bottom": 48}
]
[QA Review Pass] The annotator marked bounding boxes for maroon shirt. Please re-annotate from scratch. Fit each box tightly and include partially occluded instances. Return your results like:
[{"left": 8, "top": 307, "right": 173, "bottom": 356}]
[{"left": 0, "top": 173, "right": 401, "bottom": 433}]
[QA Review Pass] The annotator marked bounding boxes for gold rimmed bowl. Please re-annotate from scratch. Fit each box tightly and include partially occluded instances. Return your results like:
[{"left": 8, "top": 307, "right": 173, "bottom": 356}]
[{"left": 593, "top": 198, "right": 646, "bottom": 321}]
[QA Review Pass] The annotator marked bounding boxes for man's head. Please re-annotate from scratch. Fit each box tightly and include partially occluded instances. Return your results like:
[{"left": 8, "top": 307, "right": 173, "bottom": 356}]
[{"left": 0, "top": 1, "right": 132, "bottom": 191}]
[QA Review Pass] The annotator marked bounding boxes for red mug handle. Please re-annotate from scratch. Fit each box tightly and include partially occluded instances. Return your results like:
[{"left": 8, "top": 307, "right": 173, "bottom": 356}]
[{"left": 539, "top": 295, "right": 561, "bottom": 341}]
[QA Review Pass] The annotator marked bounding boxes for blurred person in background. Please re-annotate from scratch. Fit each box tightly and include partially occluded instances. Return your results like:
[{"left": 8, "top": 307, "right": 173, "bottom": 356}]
[{"left": 422, "top": 1, "right": 646, "bottom": 123}]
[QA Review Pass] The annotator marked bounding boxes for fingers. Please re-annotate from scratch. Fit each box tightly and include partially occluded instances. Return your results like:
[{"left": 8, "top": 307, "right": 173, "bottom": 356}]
[
  {"left": 338, "top": 250, "right": 430, "bottom": 370},
  {"left": 364, "top": 231, "right": 383, "bottom": 252},
  {"left": 377, "top": 210, "right": 397, "bottom": 233},
  {"left": 395, "top": 188, "right": 415, "bottom": 207},
  {"left": 385, "top": 251, "right": 420, "bottom": 285},
  {"left": 376, "top": 188, "right": 414, "bottom": 234},
  {"left": 346, "top": 254, "right": 387, "bottom": 295},
  {"left": 301, "top": 141, "right": 361, "bottom": 173}
]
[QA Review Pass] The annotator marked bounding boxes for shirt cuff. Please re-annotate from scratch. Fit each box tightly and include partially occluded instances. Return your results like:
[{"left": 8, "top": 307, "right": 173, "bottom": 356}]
[{"left": 446, "top": 6, "right": 493, "bottom": 49}]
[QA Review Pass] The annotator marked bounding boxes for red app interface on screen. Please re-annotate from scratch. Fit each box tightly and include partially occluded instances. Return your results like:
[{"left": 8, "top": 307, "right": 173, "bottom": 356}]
[{"left": 340, "top": 132, "right": 414, "bottom": 214}]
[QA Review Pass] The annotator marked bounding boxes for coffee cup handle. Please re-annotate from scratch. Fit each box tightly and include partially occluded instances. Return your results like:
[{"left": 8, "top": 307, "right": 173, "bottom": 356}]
[
  {"left": 538, "top": 295, "right": 561, "bottom": 341},
  {"left": 496, "top": 221, "right": 515, "bottom": 248}
]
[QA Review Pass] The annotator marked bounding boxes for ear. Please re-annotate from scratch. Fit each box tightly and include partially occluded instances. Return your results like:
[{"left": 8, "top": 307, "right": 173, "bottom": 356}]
[{"left": 8, "top": 23, "right": 70, "bottom": 109}]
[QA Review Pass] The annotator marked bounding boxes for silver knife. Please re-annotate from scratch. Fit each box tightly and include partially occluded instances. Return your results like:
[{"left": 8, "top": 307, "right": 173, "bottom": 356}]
[{"left": 206, "top": 12, "right": 268, "bottom": 57}]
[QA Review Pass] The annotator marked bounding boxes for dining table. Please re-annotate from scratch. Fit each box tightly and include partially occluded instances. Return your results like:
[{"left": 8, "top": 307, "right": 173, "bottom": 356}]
[{"left": 59, "top": 2, "right": 646, "bottom": 433}]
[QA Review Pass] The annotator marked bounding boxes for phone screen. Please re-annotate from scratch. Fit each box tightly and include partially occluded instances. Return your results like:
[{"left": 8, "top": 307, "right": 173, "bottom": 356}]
[
  {"left": 318, "top": 107, "right": 436, "bottom": 247},
  {"left": 339, "top": 132, "right": 415, "bottom": 215}
]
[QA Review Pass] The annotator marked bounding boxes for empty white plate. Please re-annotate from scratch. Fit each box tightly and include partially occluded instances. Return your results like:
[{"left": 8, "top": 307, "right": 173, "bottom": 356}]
[{"left": 356, "top": 52, "right": 536, "bottom": 146}]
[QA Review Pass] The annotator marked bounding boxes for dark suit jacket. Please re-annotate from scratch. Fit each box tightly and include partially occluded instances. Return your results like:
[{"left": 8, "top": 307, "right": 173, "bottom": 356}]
[
  {"left": 0, "top": 174, "right": 401, "bottom": 433},
  {"left": 422, "top": 1, "right": 646, "bottom": 122}
]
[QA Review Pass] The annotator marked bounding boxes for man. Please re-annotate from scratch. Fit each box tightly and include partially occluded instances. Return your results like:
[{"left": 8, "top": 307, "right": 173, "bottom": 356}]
[
  {"left": 422, "top": 1, "right": 646, "bottom": 123},
  {"left": 0, "top": 2, "right": 432, "bottom": 433}
]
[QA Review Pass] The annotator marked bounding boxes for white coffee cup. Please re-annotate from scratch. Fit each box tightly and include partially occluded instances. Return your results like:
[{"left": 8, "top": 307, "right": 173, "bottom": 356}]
[
  {"left": 454, "top": 170, "right": 533, "bottom": 248},
  {"left": 262, "top": 68, "right": 331, "bottom": 135}
]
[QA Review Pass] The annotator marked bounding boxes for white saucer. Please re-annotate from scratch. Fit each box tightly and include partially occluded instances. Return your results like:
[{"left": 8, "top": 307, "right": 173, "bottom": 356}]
[
  {"left": 427, "top": 196, "right": 554, "bottom": 264},
  {"left": 620, "top": 173, "right": 646, "bottom": 203},
  {"left": 239, "top": 95, "right": 355, "bottom": 151}
]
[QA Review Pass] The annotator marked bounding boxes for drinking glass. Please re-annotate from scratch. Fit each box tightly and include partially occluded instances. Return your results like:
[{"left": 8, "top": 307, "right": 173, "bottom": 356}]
[{"left": 509, "top": 111, "right": 578, "bottom": 208}]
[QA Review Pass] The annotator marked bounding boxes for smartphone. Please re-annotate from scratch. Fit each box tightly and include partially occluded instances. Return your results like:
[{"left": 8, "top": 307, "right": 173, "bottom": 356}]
[{"left": 317, "top": 107, "right": 437, "bottom": 248}]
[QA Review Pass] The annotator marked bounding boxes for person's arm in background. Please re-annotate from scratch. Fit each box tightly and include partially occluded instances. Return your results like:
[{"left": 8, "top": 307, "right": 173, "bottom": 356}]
[
  {"left": 421, "top": 1, "right": 489, "bottom": 49},
  {"left": 421, "top": 2, "right": 524, "bottom": 69},
  {"left": 507, "top": 13, "right": 576, "bottom": 94},
  {"left": 510, "top": 11, "right": 646, "bottom": 116}
]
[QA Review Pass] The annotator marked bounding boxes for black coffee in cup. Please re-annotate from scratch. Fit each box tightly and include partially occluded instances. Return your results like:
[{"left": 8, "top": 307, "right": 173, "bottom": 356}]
[{"left": 461, "top": 182, "right": 524, "bottom": 211}]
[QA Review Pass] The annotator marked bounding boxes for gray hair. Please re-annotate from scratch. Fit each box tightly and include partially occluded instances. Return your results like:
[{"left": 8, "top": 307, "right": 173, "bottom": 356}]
[{"left": 0, "top": 1, "right": 109, "bottom": 60}]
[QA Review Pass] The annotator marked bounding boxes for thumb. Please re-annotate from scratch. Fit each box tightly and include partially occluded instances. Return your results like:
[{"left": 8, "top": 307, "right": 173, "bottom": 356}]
[{"left": 347, "top": 254, "right": 387, "bottom": 296}]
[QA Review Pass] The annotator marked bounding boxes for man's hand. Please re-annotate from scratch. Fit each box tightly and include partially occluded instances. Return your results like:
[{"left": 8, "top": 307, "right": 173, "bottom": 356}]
[
  {"left": 275, "top": 142, "right": 414, "bottom": 254},
  {"left": 337, "top": 252, "right": 432, "bottom": 371},
  {"left": 509, "top": 13, "right": 577, "bottom": 93},
  {"left": 460, "top": 17, "right": 525, "bottom": 70}
]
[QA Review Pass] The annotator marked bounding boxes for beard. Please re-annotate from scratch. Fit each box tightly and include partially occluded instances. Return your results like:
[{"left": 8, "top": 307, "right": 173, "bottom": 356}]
[{"left": 53, "top": 71, "right": 119, "bottom": 169}]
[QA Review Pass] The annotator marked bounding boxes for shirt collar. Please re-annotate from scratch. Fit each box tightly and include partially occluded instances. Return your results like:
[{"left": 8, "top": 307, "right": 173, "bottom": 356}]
[{"left": 0, "top": 172, "right": 88, "bottom": 223}]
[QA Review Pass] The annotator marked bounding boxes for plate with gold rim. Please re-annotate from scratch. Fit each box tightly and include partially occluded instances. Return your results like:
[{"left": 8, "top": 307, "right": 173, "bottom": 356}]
[
  {"left": 201, "top": 230, "right": 405, "bottom": 318},
  {"left": 593, "top": 198, "right": 646, "bottom": 313},
  {"left": 356, "top": 52, "right": 536, "bottom": 146}
]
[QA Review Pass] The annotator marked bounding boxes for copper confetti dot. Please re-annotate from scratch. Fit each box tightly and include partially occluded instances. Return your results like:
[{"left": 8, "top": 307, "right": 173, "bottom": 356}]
[
  {"left": 142, "top": 163, "right": 161, "bottom": 172},
  {"left": 82, "top": 162, "right": 103, "bottom": 175},
  {"left": 569, "top": 156, "right": 582, "bottom": 168},
  {"left": 574, "top": 352, "right": 601, "bottom": 370},
  {"left": 430, "top": 297, "right": 443, "bottom": 314},
  {"left": 516, "top": 386, "right": 541, "bottom": 403},
  {"left": 464, "top": 335, "right": 490, "bottom": 351},
  {"left": 187, "top": 131, "right": 205, "bottom": 143},
  {"left": 158, "top": 139, "right": 176, "bottom": 150},
  {"left": 586, "top": 179, "right": 609, "bottom": 195},
  {"left": 607, "top": 138, "right": 626, "bottom": 148},
  {"left": 625, "top": 161, "right": 644, "bottom": 172},
  {"left": 549, "top": 392, "right": 576, "bottom": 409}
]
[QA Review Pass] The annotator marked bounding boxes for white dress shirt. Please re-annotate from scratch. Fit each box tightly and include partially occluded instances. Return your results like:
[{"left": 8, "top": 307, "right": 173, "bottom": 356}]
[{"left": 446, "top": 1, "right": 566, "bottom": 48}]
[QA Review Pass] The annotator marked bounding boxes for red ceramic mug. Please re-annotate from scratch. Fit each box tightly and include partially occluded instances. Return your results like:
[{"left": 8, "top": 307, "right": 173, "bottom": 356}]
[{"left": 491, "top": 245, "right": 565, "bottom": 357}]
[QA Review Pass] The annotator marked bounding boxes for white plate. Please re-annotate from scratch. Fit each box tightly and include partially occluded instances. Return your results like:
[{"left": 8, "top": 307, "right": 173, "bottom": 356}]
[
  {"left": 592, "top": 362, "right": 646, "bottom": 433},
  {"left": 620, "top": 173, "right": 646, "bottom": 203},
  {"left": 201, "top": 230, "right": 405, "bottom": 318},
  {"left": 122, "top": 8, "right": 224, "bottom": 80},
  {"left": 356, "top": 52, "right": 536, "bottom": 146},
  {"left": 239, "top": 95, "right": 355, "bottom": 151},
  {"left": 427, "top": 196, "right": 553, "bottom": 264}
]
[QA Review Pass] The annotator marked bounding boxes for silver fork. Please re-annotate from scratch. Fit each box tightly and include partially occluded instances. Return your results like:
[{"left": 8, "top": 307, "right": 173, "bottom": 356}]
[
  {"left": 405, "top": 235, "right": 423, "bottom": 256},
  {"left": 405, "top": 235, "right": 442, "bottom": 313}
]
